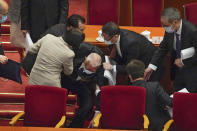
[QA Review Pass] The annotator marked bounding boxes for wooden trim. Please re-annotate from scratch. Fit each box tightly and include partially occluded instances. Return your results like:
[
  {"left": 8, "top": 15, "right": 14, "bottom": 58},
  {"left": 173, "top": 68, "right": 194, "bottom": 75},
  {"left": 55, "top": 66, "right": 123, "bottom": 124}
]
[
  {"left": 130, "top": 0, "right": 133, "bottom": 26},
  {"left": 183, "top": 5, "right": 187, "bottom": 19},
  {"left": 86, "top": 0, "right": 89, "bottom": 24}
]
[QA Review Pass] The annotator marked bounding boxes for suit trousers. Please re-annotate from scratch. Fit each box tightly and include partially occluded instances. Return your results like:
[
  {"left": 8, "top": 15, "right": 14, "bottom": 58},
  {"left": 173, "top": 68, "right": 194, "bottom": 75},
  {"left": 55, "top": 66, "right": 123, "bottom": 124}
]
[
  {"left": 174, "top": 66, "right": 197, "bottom": 93},
  {"left": 62, "top": 76, "right": 96, "bottom": 128}
]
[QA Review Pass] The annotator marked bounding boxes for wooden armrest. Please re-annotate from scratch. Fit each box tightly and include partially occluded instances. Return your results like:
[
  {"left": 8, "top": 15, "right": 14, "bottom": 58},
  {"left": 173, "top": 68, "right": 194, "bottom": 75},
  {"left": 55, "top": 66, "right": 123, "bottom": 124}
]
[
  {"left": 55, "top": 116, "right": 66, "bottom": 128},
  {"left": 163, "top": 119, "right": 174, "bottom": 131},
  {"left": 93, "top": 113, "right": 102, "bottom": 128},
  {"left": 143, "top": 114, "right": 150, "bottom": 129},
  {"left": 9, "top": 112, "right": 25, "bottom": 126}
]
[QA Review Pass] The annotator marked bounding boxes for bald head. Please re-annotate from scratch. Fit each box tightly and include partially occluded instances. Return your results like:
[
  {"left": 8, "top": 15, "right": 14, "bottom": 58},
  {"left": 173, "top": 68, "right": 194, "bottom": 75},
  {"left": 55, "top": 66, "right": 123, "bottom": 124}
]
[
  {"left": 85, "top": 53, "right": 102, "bottom": 68},
  {"left": 0, "top": 0, "right": 8, "bottom": 15}
]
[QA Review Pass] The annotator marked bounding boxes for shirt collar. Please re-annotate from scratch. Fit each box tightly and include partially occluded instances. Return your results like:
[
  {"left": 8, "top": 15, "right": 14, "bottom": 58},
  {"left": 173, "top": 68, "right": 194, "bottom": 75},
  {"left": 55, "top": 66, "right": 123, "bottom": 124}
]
[
  {"left": 115, "top": 35, "right": 120, "bottom": 45},
  {"left": 176, "top": 19, "right": 182, "bottom": 35}
]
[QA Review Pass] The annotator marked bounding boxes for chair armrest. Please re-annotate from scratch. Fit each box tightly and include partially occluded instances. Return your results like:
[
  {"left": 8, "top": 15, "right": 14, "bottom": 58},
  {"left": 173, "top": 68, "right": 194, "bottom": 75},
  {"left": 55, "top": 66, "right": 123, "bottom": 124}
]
[
  {"left": 9, "top": 112, "right": 25, "bottom": 126},
  {"left": 143, "top": 114, "right": 149, "bottom": 129},
  {"left": 93, "top": 112, "right": 102, "bottom": 128},
  {"left": 163, "top": 119, "right": 174, "bottom": 131},
  {"left": 55, "top": 116, "right": 66, "bottom": 128}
]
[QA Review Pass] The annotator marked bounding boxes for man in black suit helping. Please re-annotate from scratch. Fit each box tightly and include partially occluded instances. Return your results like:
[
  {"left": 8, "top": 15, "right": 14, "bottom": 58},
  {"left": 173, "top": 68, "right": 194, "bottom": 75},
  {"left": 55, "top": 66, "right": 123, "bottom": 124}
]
[
  {"left": 144, "top": 7, "right": 197, "bottom": 93},
  {"left": 102, "top": 22, "right": 164, "bottom": 82}
]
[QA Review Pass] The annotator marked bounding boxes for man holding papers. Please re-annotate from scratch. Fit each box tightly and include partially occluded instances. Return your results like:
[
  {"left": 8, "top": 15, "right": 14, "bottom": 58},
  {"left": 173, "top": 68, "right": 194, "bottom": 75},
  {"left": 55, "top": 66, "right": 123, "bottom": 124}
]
[
  {"left": 145, "top": 8, "right": 197, "bottom": 92},
  {"left": 102, "top": 22, "right": 164, "bottom": 81}
]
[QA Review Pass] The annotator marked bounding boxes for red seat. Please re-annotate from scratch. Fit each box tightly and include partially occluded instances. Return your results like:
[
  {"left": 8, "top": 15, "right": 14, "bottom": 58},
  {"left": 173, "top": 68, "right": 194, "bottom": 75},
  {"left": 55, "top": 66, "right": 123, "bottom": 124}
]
[
  {"left": 163, "top": 92, "right": 197, "bottom": 131},
  {"left": 132, "top": 0, "right": 163, "bottom": 27},
  {"left": 93, "top": 85, "right": 149, "bottom": 130},
  {"left": 88, "top": 0, "right": 119, "bottom": 25},
  {"left": 183, "top": 2, "right": 197, "bottom": 25},
  {"left": 9, "top": 85, "right": 67, "bottom": 128}
]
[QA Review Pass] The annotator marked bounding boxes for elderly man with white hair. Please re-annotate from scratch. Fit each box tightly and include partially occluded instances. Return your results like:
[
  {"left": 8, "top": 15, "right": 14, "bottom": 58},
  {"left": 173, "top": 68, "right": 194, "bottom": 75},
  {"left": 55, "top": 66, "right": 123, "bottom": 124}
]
[{"left": 61, "top": 51, "right": 107, "bottom": 128}]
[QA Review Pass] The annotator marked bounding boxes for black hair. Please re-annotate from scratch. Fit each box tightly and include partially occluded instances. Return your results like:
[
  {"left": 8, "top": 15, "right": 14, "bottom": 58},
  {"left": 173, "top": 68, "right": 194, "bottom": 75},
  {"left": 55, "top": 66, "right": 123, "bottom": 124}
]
[
  {"left": 67, "top": 14, "right": 86, "bottom": 28},
  {"left": 63, "top": 28, "right": 85, "bottom": 54},
  {"left": 126, "top": 60, "right": 145, "bottom": 80},
  {"left": 102, "top": 22, "right": 120, "bottom": 37}
]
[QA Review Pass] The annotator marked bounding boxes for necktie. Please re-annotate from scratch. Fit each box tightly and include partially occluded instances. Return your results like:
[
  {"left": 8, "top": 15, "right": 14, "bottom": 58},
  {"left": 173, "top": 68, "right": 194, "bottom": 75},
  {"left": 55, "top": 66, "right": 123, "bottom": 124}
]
[
  {"left": 109, "top": 44, "right": 117, "bottom": 59},
  {"left": 175, "top": 33, "right": 181, "bottom": 58}
]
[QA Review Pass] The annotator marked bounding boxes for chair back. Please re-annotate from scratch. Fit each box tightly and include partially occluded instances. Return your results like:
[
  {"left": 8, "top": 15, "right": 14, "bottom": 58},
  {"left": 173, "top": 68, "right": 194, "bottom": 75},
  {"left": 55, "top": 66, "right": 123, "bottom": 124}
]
[
  {"left": 24, "top": 85, "right": 67, "bottom": 127},
  {"left": 100, "top": 85, "right": 146, "bottom": 129},
  {"left": 173, "top": 92, "right": 197, "bottom": 131},
  {"left": 183, "top": 2, "right": 197, "bottom": 25},
  {"left": 132, "top": 0, "right": 163, "bottom": 27},
  {"left": 88, "top": 0, "right": 119, "bottom": 25}
]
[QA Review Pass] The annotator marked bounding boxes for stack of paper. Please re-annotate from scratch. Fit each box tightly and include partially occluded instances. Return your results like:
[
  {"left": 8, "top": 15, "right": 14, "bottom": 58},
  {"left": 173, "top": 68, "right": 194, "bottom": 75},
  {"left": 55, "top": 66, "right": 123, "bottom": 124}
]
[{"left": 104, "top": 56, "right": 116, "bottom": 85}]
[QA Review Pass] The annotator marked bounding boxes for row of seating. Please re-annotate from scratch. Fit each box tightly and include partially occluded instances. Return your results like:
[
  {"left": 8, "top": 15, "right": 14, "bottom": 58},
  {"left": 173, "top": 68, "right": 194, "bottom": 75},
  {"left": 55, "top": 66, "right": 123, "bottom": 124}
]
[
  {"left": 88, "top": 0, "right": 197, "bottom": 26},
  {"left": 6, "top": 85, "right": 197, "bottom": 131}
]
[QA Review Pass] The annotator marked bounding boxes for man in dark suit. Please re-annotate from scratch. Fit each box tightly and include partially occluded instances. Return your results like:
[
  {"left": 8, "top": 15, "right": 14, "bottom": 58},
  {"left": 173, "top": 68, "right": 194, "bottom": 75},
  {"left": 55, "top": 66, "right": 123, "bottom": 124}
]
[
  {"left": 89, "top": 59, "right": 172, "bottom": 130},
  {"left": 41, "top": 14, "right": 86, "bottom": 38},
  {"left": 21, "top": 0, "right": 69, "bottom": 42},
  {"left": 144, "top": 8, "right": 197, "bottom": 92},
  {"left": 127, "top": 60, "right": 172, "bottom": 131},
  {"left": 102, "top": 22, "right": 164, "bottom": 81},
  {"left": 61, "top": 44, "right": 107, "bottom": 128}
]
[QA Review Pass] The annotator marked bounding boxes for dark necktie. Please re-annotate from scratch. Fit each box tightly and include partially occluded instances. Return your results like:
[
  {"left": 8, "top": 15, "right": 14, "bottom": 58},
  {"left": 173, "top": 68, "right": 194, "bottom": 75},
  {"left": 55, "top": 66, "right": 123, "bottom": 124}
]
[
  {"left": 175, "top": 33, "right": 181, "bottom": 58},
  {"left": 109, "top": 44, "right": 117, "bottom": 59}
]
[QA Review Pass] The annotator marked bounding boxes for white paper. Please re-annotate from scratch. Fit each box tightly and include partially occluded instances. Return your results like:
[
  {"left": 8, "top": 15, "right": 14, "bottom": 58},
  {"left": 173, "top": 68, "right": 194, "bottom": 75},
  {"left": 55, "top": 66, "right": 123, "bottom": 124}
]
[
  {"left": 141, "top": 30, "right": 151, "bottom": 40},
  {"left": 25, "top": 33, "right": 34, "bottom": 53},
  {"left": 104, "top": 56, "right": 116, "bottom": 85},
  {"left": 181, "top": 47, "right": 195, "bottom": 60},
  {"left": 96, "top": 30, "right": 104, "bottom": 42},
  {"left": 170, "top": 88, "right": 189, "bottom": 98}
]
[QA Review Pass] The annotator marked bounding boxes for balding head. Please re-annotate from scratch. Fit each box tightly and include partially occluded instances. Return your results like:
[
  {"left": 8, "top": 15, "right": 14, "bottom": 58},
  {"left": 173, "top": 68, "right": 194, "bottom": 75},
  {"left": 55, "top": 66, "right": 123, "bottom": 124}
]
[
  {"left": 0, "top": 0, "right": 8, "bottom": 15},
  {"left": 86, "top": 53, "right": 101, "bottom": 68},
  {"left": 84, "top": 53, "right": 102, "bottom": 73}
]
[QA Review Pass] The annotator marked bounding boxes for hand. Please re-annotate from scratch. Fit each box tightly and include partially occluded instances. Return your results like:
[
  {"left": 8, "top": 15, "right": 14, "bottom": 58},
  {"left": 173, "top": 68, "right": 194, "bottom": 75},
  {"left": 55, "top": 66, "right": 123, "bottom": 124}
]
[
  {"left": 22, "top": 30, "right": 28, "bottom": 37},
  {"left": 103, "top": 62, "right": 112, "bottom": 70},
  {"left": 0, "top": 55, "right": 8, "bottom": 64},
  {"left": 144, "top": 67, "right": 153, "bottom": 81},
  {"left": 174, "top": 58, "right": 184, "bottom": 68},
  {"left": 88, "top": 111, "right": 101, "bottom": 128}
]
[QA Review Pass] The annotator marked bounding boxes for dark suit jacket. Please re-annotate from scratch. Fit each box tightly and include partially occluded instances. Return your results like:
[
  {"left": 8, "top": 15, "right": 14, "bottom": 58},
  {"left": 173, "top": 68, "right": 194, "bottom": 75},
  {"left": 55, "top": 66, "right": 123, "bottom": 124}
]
[
  {"left": 21, "top": 0, "right": 69, "bottom": 42},
  {"left": 151, "top": 20, "right": 197, "bottom": 79},
  {"left": 113, "top": 29, "right": 157, "bottom": 73},
  {"left": 132, "top": 80, "right": 172, "bottom": 131}
]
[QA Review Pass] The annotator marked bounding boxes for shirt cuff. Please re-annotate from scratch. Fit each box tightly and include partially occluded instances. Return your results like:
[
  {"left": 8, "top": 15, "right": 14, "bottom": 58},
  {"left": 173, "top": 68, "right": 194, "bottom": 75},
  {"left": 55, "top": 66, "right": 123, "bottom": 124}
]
[
  {"left": 95, "top": 89, "right": 101, "bottom": 96},
  {"left": 148, "top": 64, "right": 157, "bottom": 71},
  {"left": 112, "top": 65, "right": 116, "bottom": 72},
  {"left": 95, "top": 110, "right": 101, "bottom": 113}
]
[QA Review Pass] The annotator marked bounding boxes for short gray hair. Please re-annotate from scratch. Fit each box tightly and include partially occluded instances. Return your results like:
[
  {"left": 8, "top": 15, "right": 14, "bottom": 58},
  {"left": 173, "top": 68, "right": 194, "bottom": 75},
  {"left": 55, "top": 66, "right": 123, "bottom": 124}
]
[
  {"left": 161, "top": 7, "right": 181, "bottom": 23},
  {"left": 86, "top": 53, "right": 101, "bottom": 68}
]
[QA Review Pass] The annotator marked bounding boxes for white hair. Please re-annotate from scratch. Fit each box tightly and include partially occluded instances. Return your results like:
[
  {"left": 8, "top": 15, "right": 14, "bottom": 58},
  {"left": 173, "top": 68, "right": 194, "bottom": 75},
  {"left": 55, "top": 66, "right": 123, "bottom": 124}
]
[{"left": 86, "top": 53, "right": 102, "bottom": 68}]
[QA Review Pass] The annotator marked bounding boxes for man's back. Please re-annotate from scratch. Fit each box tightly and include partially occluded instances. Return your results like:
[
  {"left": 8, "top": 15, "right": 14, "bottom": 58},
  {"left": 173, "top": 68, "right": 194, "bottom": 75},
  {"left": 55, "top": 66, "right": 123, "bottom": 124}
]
[
  {"left": 29, "top": 34, "right": 74, "bottom": 87},
  {"left": 132, "top": 80, "right": 172, "bottom": 130}
]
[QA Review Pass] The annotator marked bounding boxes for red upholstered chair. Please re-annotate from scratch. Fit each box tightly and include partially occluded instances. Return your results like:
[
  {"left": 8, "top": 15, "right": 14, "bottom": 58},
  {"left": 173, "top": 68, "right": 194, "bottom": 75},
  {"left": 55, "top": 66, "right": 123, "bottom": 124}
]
[
  {"left": 88, "top": 0, "right": 119, "bottom": 25},
  {"left": 132, "top": 0, "right": 163, "bottom": 27},
  {"left": 9, "top": 85, "right": 67, "bottom": 128},
  {"left": 163, "top": 92, "right": 197, "bottom": 131},
  {"left": 183, "top": 2, "right": 197, "bottom": 25},
  {"left": 93, "top": 85, "right": 149, "bottom": 130}
]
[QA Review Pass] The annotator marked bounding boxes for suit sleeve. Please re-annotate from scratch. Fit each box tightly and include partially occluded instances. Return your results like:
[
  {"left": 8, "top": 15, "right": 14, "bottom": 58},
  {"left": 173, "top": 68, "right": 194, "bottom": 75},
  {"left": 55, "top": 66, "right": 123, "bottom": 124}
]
[
  {"left": 59, "top": 0, "right": 69, "bottom": 23},
  {"left": 63, "top": 52, "right": 74, "bottom": 76},
  {"left": 182, "top": 30, "right": 197, "bottom": 65},
  {"left": 150, "top": 32, "right": 169, "bottom": 67},
  {"left": 28, "top": 37, "right": 43, "bottom": 54},
  {"left": 21, "top": 0, "right": 30, "bottom": 30},
  {"left": 116, "top": 42, "right": 140, "bottom": 73},
  {"left": 155, "top": 83, "right": 173, "bottom": 107}
]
